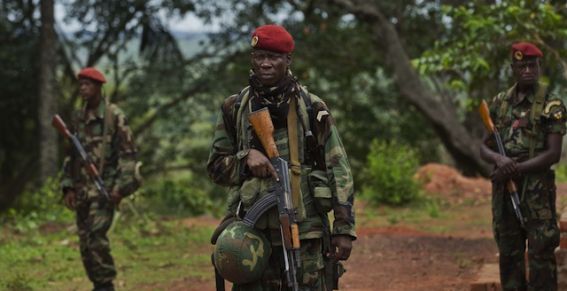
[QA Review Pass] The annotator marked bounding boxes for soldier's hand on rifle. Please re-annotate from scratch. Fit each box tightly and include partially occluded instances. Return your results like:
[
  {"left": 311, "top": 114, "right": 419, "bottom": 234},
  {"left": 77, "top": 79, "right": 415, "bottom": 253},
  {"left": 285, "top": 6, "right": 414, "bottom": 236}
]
[
  {"left": 247, "top": 149, "right": 278, "bottom": 180},
  {"left": 329, "top": 235, "right": 353, "bottom": 261},
  {"left": 64, "top": 190, "right": 77, "bottom": 210},
  {"left": 492, "top": 155, "right": 518, "bottom": 182}
]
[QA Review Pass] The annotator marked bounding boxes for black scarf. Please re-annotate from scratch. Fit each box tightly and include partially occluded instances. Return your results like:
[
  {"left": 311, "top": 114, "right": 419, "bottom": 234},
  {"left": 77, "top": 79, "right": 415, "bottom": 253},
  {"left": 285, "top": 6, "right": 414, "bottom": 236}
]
[{"left": 248, "top": 70, "right": 301, "bottom": 128}]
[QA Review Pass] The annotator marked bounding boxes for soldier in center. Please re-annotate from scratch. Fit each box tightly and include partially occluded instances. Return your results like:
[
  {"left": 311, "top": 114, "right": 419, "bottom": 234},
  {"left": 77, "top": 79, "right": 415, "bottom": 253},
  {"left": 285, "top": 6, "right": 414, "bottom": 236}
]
[{"left": 207, "top": 24, "right": 356, "bottom": 290}]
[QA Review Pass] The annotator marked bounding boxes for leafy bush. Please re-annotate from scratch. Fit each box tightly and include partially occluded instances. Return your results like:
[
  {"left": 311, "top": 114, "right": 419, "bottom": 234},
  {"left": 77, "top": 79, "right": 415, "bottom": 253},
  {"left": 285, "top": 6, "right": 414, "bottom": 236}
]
[
  {"left": 0, "top": 176, "right": 74, "bottom": 232},
  {"left": 555, "top": 163, "right": 567, "bottom": 183},
  {"left": 139, "top": 173, "right": 219, "bottom": 216},
  {"left": 362, "top": 139, "right": 421, "bottom": 205}
]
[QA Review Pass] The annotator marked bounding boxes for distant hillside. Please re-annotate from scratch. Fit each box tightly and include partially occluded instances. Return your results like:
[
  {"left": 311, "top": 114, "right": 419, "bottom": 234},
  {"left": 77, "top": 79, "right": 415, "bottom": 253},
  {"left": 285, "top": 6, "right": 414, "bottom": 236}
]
[
  {"left": 61, "top": 31, "right": 209, "bottom": 67},
  {"left": 171, "top": 30, "right": 209, "bottom": 58}
]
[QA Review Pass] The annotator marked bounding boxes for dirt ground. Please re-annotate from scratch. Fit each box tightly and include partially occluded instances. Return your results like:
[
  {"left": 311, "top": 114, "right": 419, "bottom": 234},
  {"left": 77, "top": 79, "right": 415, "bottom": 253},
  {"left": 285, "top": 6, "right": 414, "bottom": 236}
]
[{"left": 147, "top": 163, "right": 567, "bottom": 291}]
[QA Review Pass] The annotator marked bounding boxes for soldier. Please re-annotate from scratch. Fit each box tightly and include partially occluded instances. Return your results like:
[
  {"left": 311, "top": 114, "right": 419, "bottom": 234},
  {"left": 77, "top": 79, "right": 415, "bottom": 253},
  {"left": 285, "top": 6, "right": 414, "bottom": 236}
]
[
  {"left": 207, "top": 24, "right": 356, "bottom": 290},
  {"left": 480, "top": 42, "right": 565, "bottom": 290},
  {"left": 60, "top": 67, "right": 140, "bottom": 291}
]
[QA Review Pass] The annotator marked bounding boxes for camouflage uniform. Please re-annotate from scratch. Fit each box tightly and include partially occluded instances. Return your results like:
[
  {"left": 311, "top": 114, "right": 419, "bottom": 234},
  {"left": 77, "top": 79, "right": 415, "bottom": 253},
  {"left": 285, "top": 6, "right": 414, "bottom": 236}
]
[
  {"left": 61, "top": 101, "right": 140, "bottom": 288},
  {"left": 207, "top": 78, "right": 355, "bottom": 290},
  {"left": 488, "top": 83, "right": 566, "bottom": 290}
]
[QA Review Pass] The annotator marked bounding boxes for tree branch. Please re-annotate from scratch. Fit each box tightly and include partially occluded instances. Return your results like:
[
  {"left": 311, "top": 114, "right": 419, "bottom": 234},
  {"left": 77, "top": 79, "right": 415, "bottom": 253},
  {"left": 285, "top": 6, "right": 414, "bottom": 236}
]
[
  {"left": 329, "top": 0, "right": 489, "bottom": 175},
  {"left": 132, "top": 80, "right": 208, "bottom": 137}
]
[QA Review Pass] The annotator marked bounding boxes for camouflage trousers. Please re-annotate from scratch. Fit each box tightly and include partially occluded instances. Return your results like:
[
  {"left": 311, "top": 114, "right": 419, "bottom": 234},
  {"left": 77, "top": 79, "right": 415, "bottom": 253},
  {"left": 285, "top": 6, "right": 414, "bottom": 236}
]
[
  {"left": 492, "top": 171, "right": 559, "bottom": 291},
  {"left": 76, "top": 197, "right": 117, "bottom": 286},
  {"left": 233, "top": 238, "right": 326, "bottom": 291}
]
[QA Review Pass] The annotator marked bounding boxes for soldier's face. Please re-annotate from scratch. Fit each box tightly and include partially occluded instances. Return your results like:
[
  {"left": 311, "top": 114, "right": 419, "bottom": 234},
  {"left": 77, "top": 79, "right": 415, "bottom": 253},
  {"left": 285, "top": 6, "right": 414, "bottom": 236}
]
[
  {"left": 511, "top": 57, "right": 540, "bottom": 86},
  {"left": 79, "top": 78, "right": 101, "bottom": 102},
  {"left": 251, "top": 49, "right": 291, "bottom": 86}
]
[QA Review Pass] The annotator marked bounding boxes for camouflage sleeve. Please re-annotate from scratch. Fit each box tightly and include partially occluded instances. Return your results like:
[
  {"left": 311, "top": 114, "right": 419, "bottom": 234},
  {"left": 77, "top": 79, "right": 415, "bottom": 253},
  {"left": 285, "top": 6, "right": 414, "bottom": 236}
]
[
  {"left": 60, "top": 155, "right": 74, "bottom": 194},
  {"left": 312, "top": 99, "right": 356, "bottom": 239},
  {"left": 207, "top": 95, "right": 248, "bottom": 187},
  {"left": 60, "top": 115, "right": 77, "bottom": 194},
  {"left": 111, "top": 107, "right": 140, "bottom": 197},
  {"left": 542, "top": 97, "right": 567, "bottom": 136}
]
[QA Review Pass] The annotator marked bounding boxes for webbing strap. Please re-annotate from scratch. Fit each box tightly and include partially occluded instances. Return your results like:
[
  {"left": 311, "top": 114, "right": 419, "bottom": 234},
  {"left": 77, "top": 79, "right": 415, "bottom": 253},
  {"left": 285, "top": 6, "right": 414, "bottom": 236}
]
[
  {"left": 287, "top": 97, "right": 301, "bottom": 210},
  {"left": 235, "top": 87, "right": 251, "bottom": 151},
  {"left": 528, "top": 84, "right": 547, "bottom": 158},
  {"left": 521, "top": 83, "right": 547, "bottom": 202},
  {"left": 99, "top": 97, "right": 112, "bottom": 174}
]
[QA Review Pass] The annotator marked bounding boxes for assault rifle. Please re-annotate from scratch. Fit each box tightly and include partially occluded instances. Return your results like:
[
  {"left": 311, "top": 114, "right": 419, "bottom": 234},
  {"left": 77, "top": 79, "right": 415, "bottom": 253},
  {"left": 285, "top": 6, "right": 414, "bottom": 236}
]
[
  {"left": 479, "top": 100, "right": 525, "bottom": 227},
  {"left": 52, "top": 114, "right": 111, "bottom": 201},
  {"left": 245, "top": 107, "right": 301, "bottom": 291}
]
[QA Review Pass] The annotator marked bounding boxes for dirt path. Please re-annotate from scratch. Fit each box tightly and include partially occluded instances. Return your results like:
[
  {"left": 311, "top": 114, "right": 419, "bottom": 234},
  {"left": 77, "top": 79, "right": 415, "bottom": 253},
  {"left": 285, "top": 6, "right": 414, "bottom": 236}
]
[
  {"left": 150, "top": 224, "right": 497, "bottom": 291},
  {"left": 340, "top": 227, "right": 496, "bottom": 291},
  {"left": 144, "top": 165, "right": 567, "bottom": 290}
]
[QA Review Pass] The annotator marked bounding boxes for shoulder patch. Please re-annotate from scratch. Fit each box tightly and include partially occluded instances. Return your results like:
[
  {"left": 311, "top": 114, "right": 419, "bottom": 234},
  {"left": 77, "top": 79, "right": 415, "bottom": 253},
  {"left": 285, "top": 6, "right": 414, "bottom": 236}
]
[
  {"left": 543, "top": 100, "right": 562, "bottom": 115},
  {"left": 542, "top": 98, "right": 566, "bottom": 121},
  {"left": 316, "top": 110, "right": 329, "bottom": 122}
]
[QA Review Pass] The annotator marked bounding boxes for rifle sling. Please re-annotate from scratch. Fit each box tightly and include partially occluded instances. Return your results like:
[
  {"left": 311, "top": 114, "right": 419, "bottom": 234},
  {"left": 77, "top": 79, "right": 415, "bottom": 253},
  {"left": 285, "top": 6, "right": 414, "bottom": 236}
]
[
  {"left": 521, "top": 83, "right": 547, "bottom": 201},
  {"left": 99, "top": 97, "right": 112, "bottom": 175},
  {"left": 288, "top": 97, "right": 301, "bottom": 210}
]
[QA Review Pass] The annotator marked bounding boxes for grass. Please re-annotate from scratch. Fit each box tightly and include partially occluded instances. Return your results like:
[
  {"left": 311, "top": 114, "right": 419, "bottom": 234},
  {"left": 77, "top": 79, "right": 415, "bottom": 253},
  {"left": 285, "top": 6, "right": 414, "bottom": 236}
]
[
  {"left": 357, "top": 194, "right": 493, "bottom": 236},
  {"left": 0, "top": 215, "right": 215, "bottom": 291}
]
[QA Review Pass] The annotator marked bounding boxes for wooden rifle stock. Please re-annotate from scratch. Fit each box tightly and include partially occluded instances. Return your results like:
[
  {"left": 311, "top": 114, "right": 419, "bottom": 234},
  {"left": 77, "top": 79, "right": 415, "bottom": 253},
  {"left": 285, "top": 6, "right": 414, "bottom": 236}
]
[
  {"left": 248, "top": 108, "right": 279, "bottom": 159},
  {"left": 479, "top": 100, "right": 496, "bottom": 134},
  {"left": 52, "top": 114, "right": 72, "bottom": 138}
]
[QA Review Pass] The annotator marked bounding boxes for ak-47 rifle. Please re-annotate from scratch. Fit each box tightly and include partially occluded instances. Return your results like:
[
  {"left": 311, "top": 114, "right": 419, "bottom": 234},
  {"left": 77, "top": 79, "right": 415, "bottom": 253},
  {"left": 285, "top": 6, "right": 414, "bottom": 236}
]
[
  {"left": 52, "top": 114, "right": 111, "bottom": 201},
  {"left": 247, "top": 107, "right": 301, "bottom": 291},
  {"left": 479, "top": 100, "right": 525, "bottom": 227}
]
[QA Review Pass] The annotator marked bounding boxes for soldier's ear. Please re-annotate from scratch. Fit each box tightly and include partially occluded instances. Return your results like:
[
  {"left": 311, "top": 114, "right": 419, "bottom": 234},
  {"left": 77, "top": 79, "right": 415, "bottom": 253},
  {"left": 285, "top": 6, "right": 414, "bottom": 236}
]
[{"left": 286, "top": 54, "right": 292, "bottom": 67}]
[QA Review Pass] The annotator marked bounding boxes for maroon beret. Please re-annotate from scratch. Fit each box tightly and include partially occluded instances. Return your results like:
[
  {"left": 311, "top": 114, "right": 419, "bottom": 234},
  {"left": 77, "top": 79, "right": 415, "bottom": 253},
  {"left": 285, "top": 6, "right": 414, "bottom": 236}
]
[
  {"left": 77, "top": 67, "right": 106, "bottom": 84},
  {"left": 251, "top": 24, "right": 294, "bottom": 54},
  {"left": 511, "top": 42, "right": 543, "bottom": 61}
]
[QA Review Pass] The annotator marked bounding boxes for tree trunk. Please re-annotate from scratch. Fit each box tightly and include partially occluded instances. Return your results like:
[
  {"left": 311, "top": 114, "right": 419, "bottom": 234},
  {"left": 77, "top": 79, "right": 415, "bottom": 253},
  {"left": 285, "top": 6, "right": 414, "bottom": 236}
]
[
  {"left": 330, "top": 0, "right": 490, "bottom": 176},
  {"left": 39, "top": 0, "right": 58, "bottom": 183}
]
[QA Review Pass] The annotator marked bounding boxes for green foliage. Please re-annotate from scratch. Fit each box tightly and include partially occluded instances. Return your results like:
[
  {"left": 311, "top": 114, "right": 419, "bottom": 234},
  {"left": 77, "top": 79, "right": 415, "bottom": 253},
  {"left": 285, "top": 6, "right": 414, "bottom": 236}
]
[
  {"left": 1, "top": 177, "right": 73, "bottom": 233},
  {"left": 362, "top": 139, "right": 421, "bottom": 206},
  {"left": 139, "top": 173, "right": 219, "bottom": 216},
  {"left": 555, "top": 163, "right": 567, "bottom": 183},
  {"left": 2, "top": 273, "right": 33, "bottom": 291}
]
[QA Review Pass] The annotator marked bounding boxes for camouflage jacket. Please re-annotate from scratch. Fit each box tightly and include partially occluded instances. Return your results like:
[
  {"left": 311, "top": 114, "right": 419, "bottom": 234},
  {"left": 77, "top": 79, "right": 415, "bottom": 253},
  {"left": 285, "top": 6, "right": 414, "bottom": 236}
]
[
  {"left": 488, "top": 83, "right": 566, "bottom": 219},
  {"left": 207, "top": 86, "right": 356, "bottom": 239},
  {"left": 488, "top": 83, "right": 566, "bottom": 160},
  {"left": 61, "top": 101, "right": 140, "bottom": 199}
]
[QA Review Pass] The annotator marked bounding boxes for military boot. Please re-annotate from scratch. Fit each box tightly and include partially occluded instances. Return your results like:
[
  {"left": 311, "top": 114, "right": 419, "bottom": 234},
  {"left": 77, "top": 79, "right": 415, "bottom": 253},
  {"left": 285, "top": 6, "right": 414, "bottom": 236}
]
[{"left": 93, "top": 281, "right": 115, "bottom": 291}]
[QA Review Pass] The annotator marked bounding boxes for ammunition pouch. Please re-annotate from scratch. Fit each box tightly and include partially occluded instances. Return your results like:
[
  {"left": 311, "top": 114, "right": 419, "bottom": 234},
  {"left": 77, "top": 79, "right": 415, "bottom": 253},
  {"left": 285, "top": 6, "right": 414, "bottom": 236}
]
[{"left": 309, "top": 169, "right": 333, "bottom": 214}]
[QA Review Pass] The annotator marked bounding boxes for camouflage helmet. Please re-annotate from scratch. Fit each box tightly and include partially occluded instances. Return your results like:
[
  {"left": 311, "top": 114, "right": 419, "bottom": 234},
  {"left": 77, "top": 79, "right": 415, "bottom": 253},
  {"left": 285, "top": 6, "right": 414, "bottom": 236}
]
[{"left": 213, "top": 221, "right": 271, "bottom": 284}]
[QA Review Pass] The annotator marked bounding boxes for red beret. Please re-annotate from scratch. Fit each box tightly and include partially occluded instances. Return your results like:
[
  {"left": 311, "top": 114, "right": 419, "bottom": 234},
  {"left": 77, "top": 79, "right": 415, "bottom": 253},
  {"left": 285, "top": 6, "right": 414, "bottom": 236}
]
[
  {"left": 77, "top": 67, "right": 106, "bottom": 84},
  {"left": 511, "top": 42, "right": 543, "bottom": 61},
  {"left": 251, "top": 24, "right": 294, "bottom": 54}
]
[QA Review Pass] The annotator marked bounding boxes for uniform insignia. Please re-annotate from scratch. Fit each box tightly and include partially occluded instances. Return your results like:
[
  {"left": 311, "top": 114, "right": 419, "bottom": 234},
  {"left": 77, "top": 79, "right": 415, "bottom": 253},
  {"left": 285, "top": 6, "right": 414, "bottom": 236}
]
[
  {"left": 251, "top": 36, "right": 259, "bottom": 47},
  {"left": 520, "top": 111, "right": 526, "bottom": 117},
  {"left": 544, "top": 100, "right": 562, "bottom": 115},
  {"left": 316, "top": 110, "right": 329, "bottom": 122},
  {"left": 514, "top": 50, "right": 523, "bottom": 61},
  {"left": 554, "top": 111, "right": 563, "bottom": 120}
]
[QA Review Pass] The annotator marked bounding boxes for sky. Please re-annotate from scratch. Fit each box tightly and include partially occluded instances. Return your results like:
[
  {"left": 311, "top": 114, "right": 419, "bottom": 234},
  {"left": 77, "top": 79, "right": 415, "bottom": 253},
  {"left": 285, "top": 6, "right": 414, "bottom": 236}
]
[{"left": 54, "top": 2, "right": 219, "bottom": 33}]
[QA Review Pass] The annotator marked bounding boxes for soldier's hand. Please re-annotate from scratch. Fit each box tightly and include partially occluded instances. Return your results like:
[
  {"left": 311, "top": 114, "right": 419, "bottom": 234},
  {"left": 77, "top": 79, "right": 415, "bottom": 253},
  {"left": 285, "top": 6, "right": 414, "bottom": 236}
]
[
  {"left": 110, "top": 190, "right": 123, "bottom": 207},
  {"left": 64, "top": 190, "right": 77, "bottom": 210},
  {"left": 494, "top": 155, "right": 518, "bottom": 178},
  {"left": 246, "top": 149, "right": 278, "bottom": 180},
  {"left": 329, "top": 235, "right": 353, "bottom": 261}
]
